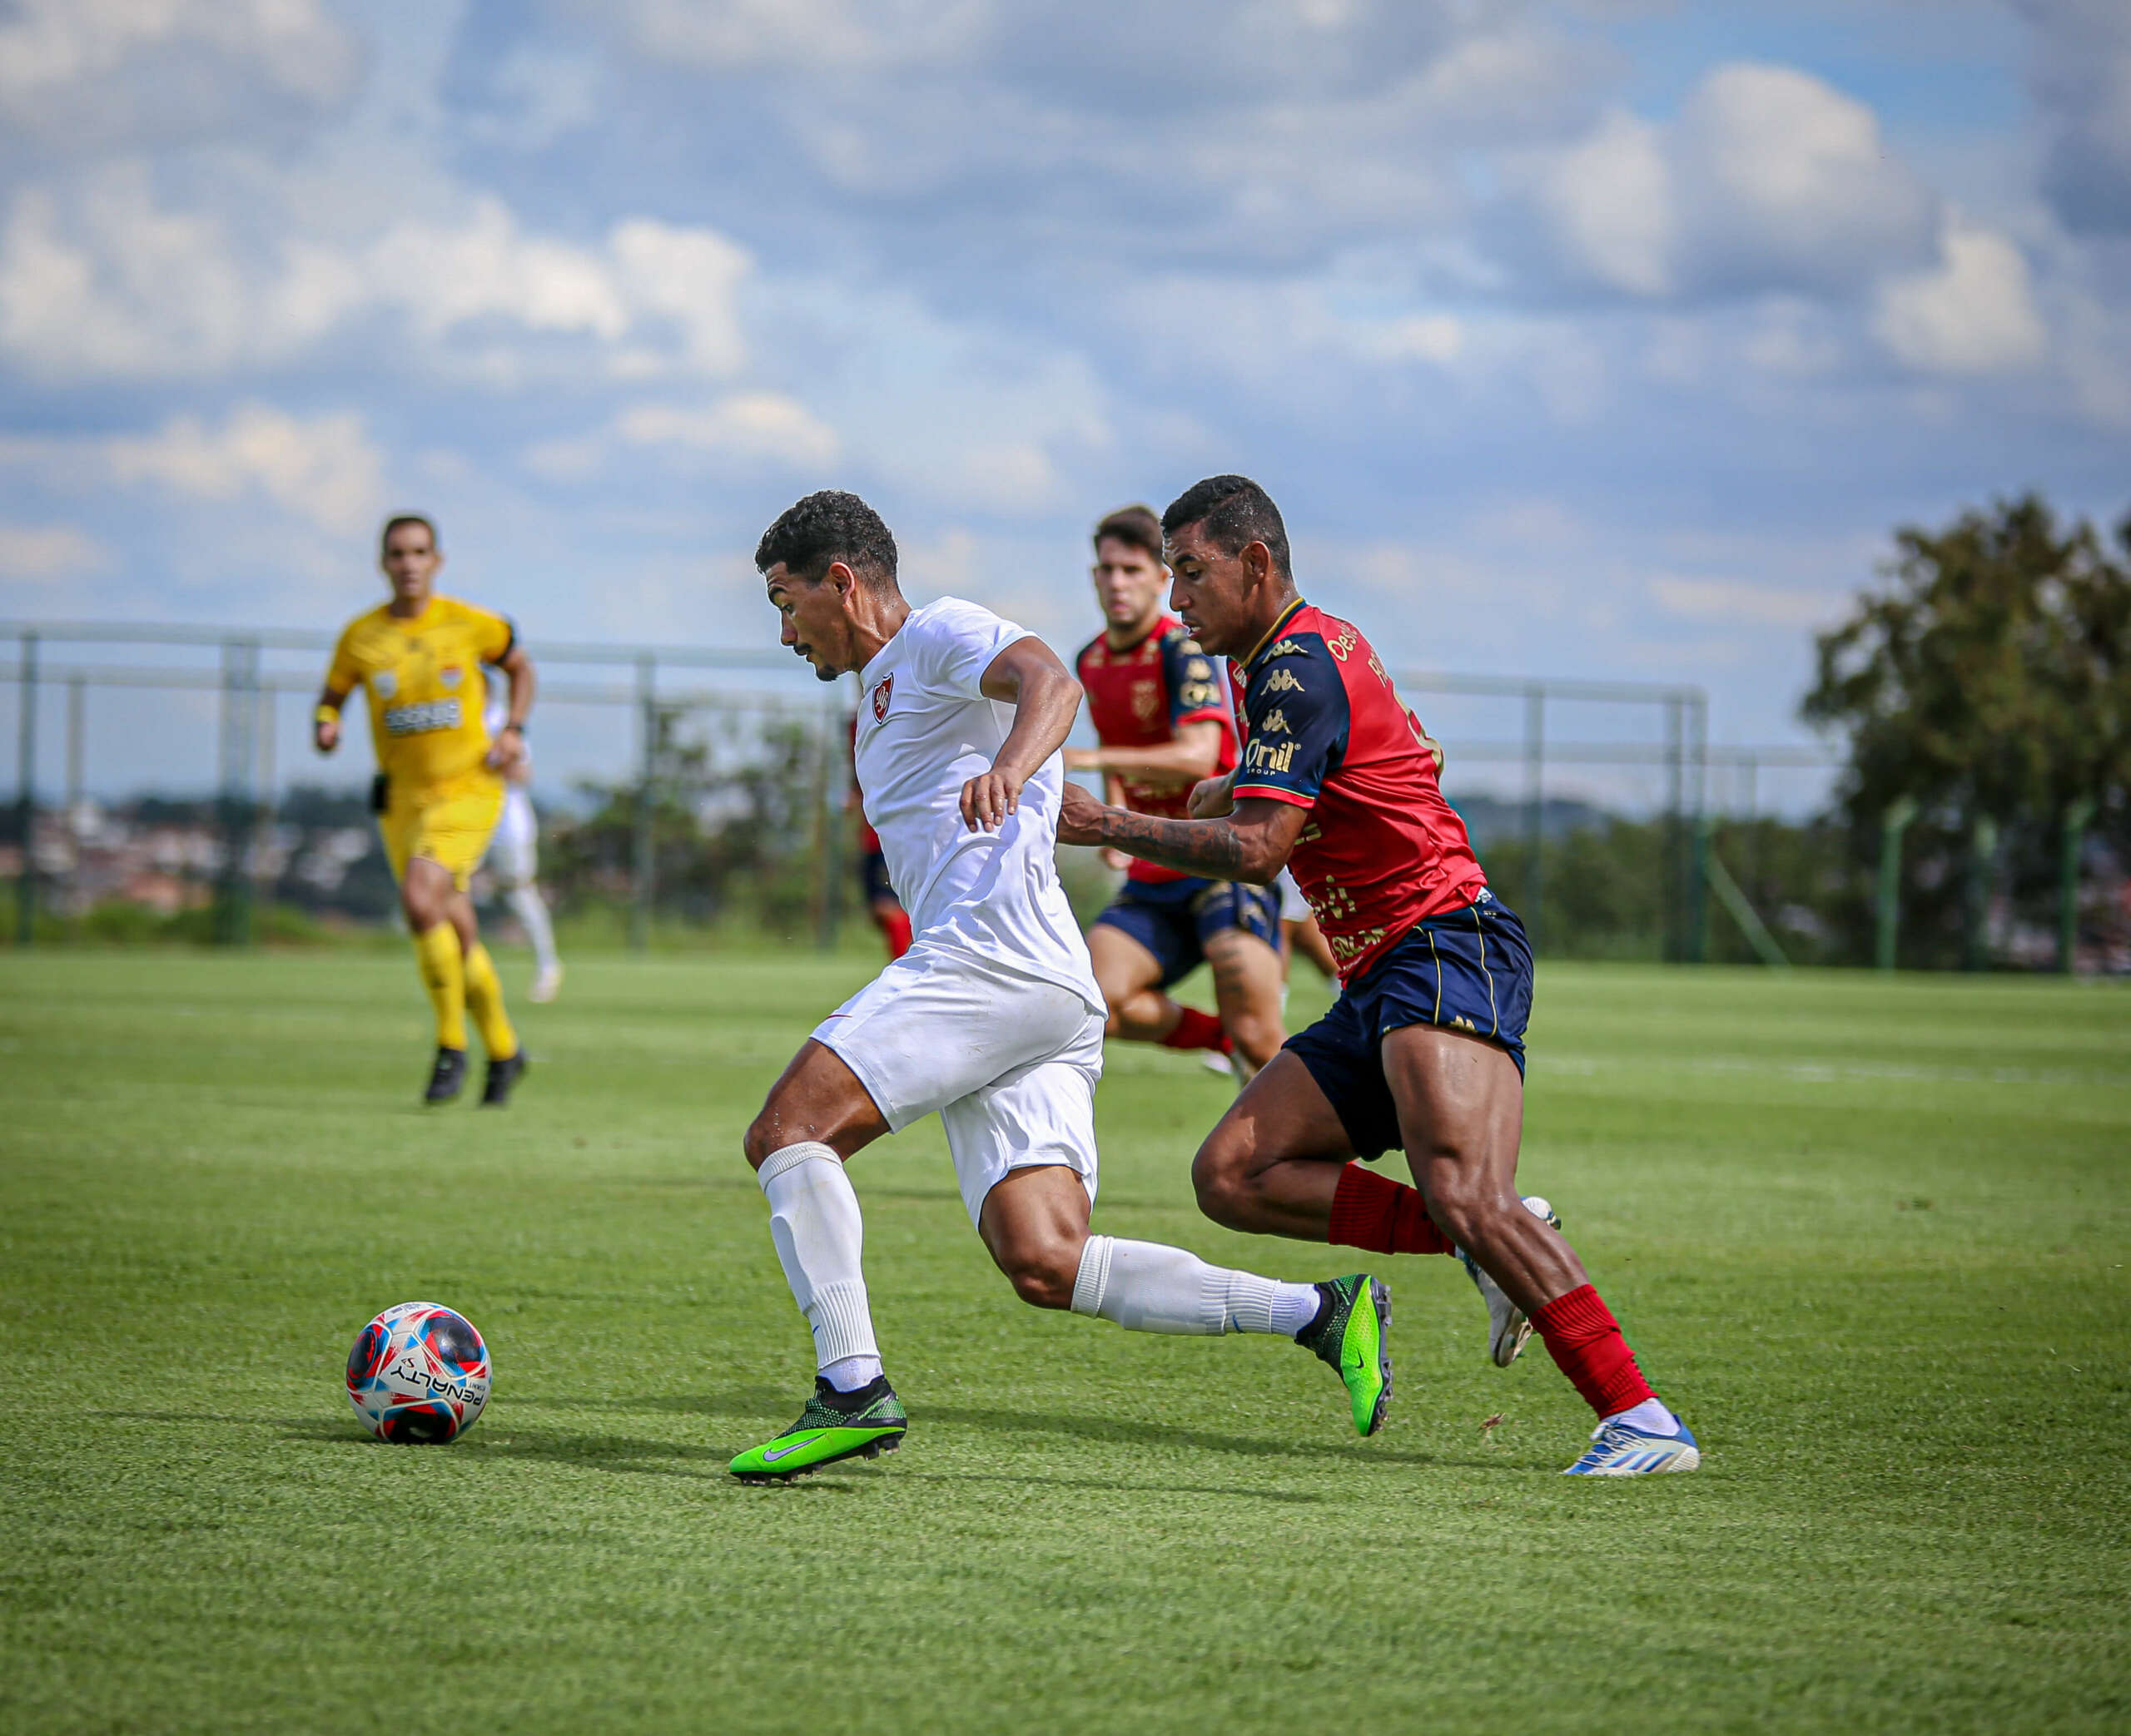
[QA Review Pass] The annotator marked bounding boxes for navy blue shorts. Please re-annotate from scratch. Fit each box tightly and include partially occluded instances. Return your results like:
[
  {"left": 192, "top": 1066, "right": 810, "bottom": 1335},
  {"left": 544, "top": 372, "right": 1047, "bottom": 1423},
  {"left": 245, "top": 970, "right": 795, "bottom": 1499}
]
[
  {"left": 1093, "top": 875, "right": 1282, "bottom": 990},
  {"left": 858, "top": 850, "right": 898, "bottom": 909},
  {"left": 1285, "top": 890, "right": 1532, "bottom": 1159}
]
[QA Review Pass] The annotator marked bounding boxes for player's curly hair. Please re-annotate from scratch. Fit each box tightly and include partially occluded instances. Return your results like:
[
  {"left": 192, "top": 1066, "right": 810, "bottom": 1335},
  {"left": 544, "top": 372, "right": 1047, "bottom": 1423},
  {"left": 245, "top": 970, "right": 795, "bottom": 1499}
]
[
  {"left": 755, "top": 490, "right": 898, "bottom": 591},
  {"left": 1160, "top": 475, "right": 1290, "bottom": 580},
  {"left": 1093, "top": 504, "right": 1163, "bottom": 563}
]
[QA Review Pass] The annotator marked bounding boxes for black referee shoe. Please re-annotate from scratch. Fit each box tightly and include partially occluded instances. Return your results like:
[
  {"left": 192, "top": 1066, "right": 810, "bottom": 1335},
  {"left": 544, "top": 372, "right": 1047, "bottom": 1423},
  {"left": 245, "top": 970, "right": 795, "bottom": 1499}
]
[
  {"left": 481, "top": 1050, "right": 529, "bottom": 1108},
  {"left": 424, "top": 1047, "right": 469, "bottom": 1104}
]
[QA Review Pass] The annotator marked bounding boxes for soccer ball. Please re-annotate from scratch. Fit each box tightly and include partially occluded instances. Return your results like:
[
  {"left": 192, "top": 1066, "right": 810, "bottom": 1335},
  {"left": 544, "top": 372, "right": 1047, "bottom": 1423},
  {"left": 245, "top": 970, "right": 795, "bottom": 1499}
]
[{"left": 345, "top": 1301, "right": 490, "bottom": 1443}]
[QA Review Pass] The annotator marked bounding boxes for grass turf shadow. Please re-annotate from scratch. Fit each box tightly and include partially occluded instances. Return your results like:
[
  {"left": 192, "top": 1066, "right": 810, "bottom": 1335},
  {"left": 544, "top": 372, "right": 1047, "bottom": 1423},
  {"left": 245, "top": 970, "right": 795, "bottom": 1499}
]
[
  {"left": 539, "top": 1391, "right": 1515, "bottom": 1471},
  {"left": 263, "top": 1416, "right": 753, "bottom": 1481}
]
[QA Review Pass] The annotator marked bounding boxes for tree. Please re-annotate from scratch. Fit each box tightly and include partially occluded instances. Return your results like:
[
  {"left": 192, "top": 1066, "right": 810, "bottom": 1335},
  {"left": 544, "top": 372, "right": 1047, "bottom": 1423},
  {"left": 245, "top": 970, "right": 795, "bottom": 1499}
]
[{"left": 1802, "top": 495, "right": 2131, "bottom": 969}]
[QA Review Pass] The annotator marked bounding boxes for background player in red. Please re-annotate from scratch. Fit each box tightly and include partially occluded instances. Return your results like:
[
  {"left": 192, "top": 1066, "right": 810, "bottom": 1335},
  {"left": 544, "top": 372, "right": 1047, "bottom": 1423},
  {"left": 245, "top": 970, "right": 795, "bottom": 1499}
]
[
  {"left": 1059, "top": 474, "right": 1699, "bottom": 1476},
  {"left": 1063, "top": 506, "right": 1284, "bottom": 1080},
  {"left": 847, "top": 714, "right": 912, "bottom": 960}
]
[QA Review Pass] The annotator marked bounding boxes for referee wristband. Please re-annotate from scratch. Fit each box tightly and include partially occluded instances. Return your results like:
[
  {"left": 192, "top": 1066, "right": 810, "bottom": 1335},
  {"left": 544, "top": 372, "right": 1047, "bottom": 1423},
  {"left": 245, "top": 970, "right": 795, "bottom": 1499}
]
[{"left": 315, "top": 705, "right": 338, "bottom": 725}]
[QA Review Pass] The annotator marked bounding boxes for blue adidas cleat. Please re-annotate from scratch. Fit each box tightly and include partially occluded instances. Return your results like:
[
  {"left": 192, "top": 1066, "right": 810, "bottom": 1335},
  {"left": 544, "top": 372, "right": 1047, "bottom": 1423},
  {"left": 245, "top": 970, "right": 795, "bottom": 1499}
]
[
  {"left": 1562, "top": 1414, "right": 1701, "bottom": 1476},
  {"left": 1456, "top": 1194, "right": 1561, "bottom": 1367}
]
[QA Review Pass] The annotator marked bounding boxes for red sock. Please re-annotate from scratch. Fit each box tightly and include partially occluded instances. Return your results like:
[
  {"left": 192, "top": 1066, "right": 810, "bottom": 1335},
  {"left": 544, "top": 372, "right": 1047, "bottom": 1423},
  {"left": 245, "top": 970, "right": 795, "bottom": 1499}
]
[
  {"left": 876, "top": 907, "right": 912, "bottom": 960},
  {"left": 1327, "top": 1163, "right": 1453, "bottom": 1255},
  {"left": 1533, "top": 1284, "right": 1656, "bottom": 1418},
  {"left": 1160, "top": 1006, "right": 1227, "bottom": 1052}
]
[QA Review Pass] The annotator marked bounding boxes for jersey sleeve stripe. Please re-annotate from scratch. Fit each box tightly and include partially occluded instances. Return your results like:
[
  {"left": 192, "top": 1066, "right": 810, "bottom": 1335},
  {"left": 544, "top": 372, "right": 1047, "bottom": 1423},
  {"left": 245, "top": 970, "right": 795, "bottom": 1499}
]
[{"left": 1232, "top": 782, "right": 1316, "bottom": 808}]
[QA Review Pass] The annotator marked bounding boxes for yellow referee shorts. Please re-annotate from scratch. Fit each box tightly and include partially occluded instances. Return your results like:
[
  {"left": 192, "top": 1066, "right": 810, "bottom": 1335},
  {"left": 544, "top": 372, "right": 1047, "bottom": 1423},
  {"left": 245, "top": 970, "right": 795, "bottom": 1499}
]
[{"left": 378, "top": 774, "right": 505, "bottom": 892}]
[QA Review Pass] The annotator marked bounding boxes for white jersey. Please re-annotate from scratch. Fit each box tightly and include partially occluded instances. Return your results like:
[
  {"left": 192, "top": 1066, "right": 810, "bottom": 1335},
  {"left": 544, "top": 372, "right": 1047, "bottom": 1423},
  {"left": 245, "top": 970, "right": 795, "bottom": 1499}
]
[{"left": 852, "top": 597, "right": 1103, "bottom": 1016}]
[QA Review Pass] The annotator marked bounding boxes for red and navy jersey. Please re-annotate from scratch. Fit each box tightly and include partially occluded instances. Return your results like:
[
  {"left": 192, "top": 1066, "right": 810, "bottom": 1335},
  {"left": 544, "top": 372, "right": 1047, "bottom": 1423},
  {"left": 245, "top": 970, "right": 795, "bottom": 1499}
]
[
  {"left": 1076, "top": 615, "right": 1237, "bottom": 885},
  {"left": 1230, "top": 601, "right": 1486, "bottom": 982}
]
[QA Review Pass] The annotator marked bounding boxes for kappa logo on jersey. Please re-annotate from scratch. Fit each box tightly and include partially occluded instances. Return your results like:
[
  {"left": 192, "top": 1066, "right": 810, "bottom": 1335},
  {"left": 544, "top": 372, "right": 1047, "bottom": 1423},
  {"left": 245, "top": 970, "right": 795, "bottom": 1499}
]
[
  {"left": 1265, "top": 638, "right": 1305, "bottom": 658},
  {"left": 1179, "top": 657, "right": 1221, "bottom": 708},
  {"left": 1260, "top": 667, "right": 1305, "bottom": 695},
  {"left": 1258, "top": 707, "right": 1293, "bottom": 736},
  {"left": 871, "top": 674, "right": 894, "bottom": 722},
  {"left": 384, "top": 698, "right": 462, "bottom": 736}
]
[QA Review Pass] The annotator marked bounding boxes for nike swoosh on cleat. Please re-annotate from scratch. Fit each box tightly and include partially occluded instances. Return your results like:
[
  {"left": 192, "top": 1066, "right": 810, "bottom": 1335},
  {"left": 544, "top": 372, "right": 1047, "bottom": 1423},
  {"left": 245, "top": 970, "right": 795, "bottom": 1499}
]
[{"left": 761, "top": 1441, "right": 812, "bottom": 1461}]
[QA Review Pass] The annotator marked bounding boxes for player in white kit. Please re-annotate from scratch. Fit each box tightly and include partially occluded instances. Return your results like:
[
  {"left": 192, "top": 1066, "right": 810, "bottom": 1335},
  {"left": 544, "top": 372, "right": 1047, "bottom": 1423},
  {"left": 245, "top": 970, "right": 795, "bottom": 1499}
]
[
  {"left": 479, "top": 689, "right": 563, "bottom": 1002},
  {"left": 728, "top": 492, "right": 1394, "bottom": 1481}
]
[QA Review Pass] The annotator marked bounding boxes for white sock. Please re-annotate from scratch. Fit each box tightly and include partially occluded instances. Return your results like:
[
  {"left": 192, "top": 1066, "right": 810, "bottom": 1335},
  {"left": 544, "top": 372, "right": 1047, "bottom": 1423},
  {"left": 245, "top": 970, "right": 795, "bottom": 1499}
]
[
  {"left": 1068, "top": 1236, "right": 1319, "bottom": 1337},
  {"left": 757, "top": 1142, "right": 880, "bottom": 1373},
  {"left": 820, "top": 1354, "right": 883, "bottom": 1392},
  {"left": 1604, "top": 1396, "right": 1678, "bottom": 1436},
  {"left": 505, "top": 883, "right": 559, "bottom": 975}
]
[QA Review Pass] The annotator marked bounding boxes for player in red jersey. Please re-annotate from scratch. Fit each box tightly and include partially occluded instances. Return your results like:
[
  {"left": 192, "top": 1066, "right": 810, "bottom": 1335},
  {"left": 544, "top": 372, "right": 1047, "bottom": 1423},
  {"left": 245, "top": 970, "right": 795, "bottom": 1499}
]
[
  {"left": 1059, "top": 475, "right": 1698, "bottom": 1476},
  {"left": 847, "top": 714, "right": 911, "bottom": 960},
  {"left": 1063, "top": 506, "right": 1284, "bottom": 1079}
]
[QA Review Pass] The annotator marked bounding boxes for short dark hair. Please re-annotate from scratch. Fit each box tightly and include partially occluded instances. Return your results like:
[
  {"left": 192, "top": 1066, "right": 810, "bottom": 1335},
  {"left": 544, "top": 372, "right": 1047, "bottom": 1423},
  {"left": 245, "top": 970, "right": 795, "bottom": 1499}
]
[
  {"left": 1093, "top": 504, "right": 1163, "bottom": 563},
  {"left": 380, "top": 513, "right": 437, "bottom": 553},
  {"left": 1160, "top": 475, "right": 1289, "bottom": 580},
  {"left": 754, "top": 490, "right": 898, "bottom": 590}
]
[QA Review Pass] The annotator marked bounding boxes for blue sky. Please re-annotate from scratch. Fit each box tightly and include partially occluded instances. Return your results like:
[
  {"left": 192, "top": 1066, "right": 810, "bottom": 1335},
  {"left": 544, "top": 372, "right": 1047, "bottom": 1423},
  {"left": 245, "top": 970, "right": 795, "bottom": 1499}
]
[{"left": 2, "top": 0, "right": 2128, "bottom": 807}]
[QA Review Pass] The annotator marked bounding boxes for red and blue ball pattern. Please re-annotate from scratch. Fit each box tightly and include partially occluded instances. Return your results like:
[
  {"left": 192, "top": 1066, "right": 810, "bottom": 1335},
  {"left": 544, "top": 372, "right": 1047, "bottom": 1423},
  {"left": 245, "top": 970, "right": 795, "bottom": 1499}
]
[{"left": 345, "top": 1302, "right": 490, "bottom": 1443}]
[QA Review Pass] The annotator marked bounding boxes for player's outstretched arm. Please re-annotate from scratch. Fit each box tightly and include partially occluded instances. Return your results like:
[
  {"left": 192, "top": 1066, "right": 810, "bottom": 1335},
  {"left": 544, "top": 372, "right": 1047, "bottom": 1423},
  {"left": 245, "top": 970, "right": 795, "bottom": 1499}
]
[
  {"left": 962, "top": 637, "right": 1081, "bottom": 831},
  {"left": 1056, "top": 782, "right": 1306, "bottom": 885},
  {"left": 313, "top": 685, "right": 348, "bottom": 754},
  {"left": 484, "top": 643, "right": 537, "bottom": 772}
]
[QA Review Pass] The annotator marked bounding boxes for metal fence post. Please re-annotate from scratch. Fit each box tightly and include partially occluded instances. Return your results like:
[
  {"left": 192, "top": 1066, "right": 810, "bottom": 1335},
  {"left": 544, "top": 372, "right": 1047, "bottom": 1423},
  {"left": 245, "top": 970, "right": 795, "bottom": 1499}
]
[
  {"left": 1662, "top": 694, "right": 1683, "bottom": 961},
  {"left": 1522, "top": 684, "right": 1543, "bottom": 950},
  {"left": 15, "top": 631, "right": 36, "bottom": 945},
  {"left": 2061, "top": 797, "right": 2096, "bottom": 975},
  {"left": 1685, "top": 692, "right": 1708, "bottom": 963},
  {"left": 214, "top": 637, "right": 258, "bottom": 946},
  {"left": 65, "top": 675, "right": 83, "bottom": 825},
  {"left": 630, "top": 654, "right": 655, "bottom": 953},
  {"left": 1876, "top": 796, "right": 1917, "bottom": 971}
]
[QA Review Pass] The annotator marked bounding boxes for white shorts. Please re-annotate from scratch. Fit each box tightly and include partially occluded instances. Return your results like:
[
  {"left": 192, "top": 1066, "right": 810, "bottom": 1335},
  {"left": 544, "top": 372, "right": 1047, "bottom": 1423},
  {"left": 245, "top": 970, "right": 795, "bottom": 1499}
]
[
  {"left": 1277, "top": 868, "right": 1310, "bottom": 925},
  {"left": 484, "top": 786, "right": 539, "bottom": 888},
  {"left": 812, "top": 942, "right": 1104, "bottom": 1228}
]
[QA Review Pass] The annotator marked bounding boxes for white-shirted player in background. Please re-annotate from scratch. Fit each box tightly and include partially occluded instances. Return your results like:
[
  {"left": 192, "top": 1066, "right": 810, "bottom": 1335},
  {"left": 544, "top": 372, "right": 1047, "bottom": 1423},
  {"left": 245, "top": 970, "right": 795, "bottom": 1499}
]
[
  {"left": 728, "top": 491, "right": 1395, "bottom": 1481},
  {"left": 479, "top": 687, "right": 563, "bottom": 1002}
]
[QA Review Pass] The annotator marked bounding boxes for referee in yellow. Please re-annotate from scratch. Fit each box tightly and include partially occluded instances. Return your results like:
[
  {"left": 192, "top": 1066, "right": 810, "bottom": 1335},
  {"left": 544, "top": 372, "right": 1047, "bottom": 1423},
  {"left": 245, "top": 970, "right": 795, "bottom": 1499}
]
[{"left": 315, "top": 514, "right": 536, "bottom": 1105}]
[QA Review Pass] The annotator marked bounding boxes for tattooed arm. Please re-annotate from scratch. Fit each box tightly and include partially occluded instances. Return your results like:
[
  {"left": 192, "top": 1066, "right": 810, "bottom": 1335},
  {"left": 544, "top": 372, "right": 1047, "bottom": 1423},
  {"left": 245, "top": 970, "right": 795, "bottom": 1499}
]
[{"left": 1057, "top": 780, "right": 1306, "bottom": 885}]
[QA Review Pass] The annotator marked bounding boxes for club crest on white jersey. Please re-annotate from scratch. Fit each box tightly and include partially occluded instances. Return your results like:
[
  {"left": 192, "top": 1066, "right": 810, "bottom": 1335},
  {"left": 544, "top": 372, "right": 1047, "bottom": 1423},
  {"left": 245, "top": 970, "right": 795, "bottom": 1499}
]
[{"left": 871, "top": 673, "right": 894, "bottom": 723}]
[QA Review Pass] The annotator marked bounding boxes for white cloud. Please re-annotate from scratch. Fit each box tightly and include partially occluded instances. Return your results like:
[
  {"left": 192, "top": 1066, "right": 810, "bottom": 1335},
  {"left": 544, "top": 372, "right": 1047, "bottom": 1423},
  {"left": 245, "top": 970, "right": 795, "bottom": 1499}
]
[
  {"left": 104, "top": 404, "right": 385, "bottom": 537},
  {"left": 1873, "top": 219, "right": 2049, "bottom": 374},
  {"left": 0, "top": 170, "right": 757, "bottom": 383},
  {"left": 610, "top": 0, "right": 991, "bottom": 72},
  {"left": 1533, "top": 62, "right": 1936, "bottom": 300},
  {"left": 617, "top": 394, "right": 841, "bottom": 467},
  {"left": 0, "top": 0, "right": 361, "bottom": 146},
  {"left": 1538, "top": 109, "right": 1675, "bottom": 295},
  {"left": 0, "top": 521, "right": 110, "bottom": 583},
  {"left": 609, "top": 221, "right": 752, "bottom": 376},
  {"left": 1648, "top": 573, "right": 1839, "bottom": 628}
]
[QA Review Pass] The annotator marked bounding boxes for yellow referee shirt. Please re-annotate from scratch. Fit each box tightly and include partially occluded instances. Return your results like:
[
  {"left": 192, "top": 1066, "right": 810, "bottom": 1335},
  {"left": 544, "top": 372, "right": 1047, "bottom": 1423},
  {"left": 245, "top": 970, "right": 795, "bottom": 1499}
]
[{"left": 325, "top": 597, "right": 515, "bottom": 791}]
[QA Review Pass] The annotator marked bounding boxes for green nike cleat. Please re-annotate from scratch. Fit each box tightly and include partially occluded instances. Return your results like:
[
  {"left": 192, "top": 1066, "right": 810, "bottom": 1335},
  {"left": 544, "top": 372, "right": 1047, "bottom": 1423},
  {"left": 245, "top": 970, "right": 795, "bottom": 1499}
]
[
  {"left": 1295, "top": 1274, "right": 1393, "bottom": 1436},
  {"left": 728, "top": 1376, "right": 908, "bottom": 1482}
]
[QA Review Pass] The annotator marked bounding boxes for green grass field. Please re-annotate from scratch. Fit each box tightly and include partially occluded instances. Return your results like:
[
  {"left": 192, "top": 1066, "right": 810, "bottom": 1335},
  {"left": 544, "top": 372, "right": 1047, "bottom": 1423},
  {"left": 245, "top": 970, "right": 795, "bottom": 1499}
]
[{"left": 2, "top": 950, "right": 2127, "bottom": 1734}]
